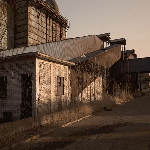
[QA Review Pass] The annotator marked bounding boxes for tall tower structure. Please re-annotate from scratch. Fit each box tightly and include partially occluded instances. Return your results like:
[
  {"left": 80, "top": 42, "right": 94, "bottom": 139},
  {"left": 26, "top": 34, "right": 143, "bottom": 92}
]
[{"left": 0, "top": 0, "right": 69, "bottom": 50}]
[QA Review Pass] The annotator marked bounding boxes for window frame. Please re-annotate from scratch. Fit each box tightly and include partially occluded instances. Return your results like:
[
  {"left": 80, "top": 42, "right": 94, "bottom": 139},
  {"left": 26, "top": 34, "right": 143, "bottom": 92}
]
[{"left": 57, "top": 76, "right": 64, "bottom": 96}]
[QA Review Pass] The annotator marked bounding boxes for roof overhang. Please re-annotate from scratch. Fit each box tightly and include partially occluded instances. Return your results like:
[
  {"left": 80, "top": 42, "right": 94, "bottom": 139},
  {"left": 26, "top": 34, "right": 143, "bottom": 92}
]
[
  {"left": 110, "top": 38, "right": 126, "bottom": 45},
  {"left": 97, "top": 33, "right": 111, "bottom": 42},
  {"left": 0, "top": 51, "right": 75, "bottom": 66}
]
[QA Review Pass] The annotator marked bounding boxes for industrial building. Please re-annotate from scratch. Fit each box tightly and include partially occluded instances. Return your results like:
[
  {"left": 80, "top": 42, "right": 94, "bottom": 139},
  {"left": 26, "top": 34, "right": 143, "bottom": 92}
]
[
  {"left": 0, "top": 0, "right": 150, "bottom": 124},
  {"left": 0, "top": 33, "right": 121, "bottom": 122}
]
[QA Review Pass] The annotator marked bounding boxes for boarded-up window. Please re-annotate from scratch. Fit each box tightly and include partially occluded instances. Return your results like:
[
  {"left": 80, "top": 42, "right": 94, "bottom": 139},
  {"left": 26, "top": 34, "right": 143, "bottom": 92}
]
[
  {"left": 0, "top": 76, "right": 7, "bottom": 99},
  {"left": 57, "top": 76, "right": 64, "bottom": 96}
]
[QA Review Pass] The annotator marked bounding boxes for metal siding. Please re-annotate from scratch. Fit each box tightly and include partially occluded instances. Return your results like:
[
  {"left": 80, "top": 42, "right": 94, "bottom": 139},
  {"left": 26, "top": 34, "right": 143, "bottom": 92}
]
[{"left": 112, "top": 57, "right": 150, "bottom": 75}]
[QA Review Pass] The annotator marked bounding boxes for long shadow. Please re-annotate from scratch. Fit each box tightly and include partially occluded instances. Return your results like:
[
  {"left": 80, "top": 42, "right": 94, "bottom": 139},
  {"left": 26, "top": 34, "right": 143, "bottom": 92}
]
[
  {"left": 6, "top": 95, "right": 150, "bottom": 150},
  {"left": 20, "top": 122, "right": 150, "bottom": 150}
]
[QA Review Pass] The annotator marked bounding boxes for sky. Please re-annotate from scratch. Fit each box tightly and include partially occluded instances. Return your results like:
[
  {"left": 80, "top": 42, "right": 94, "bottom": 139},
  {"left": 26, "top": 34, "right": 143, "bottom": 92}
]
[{"left": 56, "top": 0, "right": 150, "bottom": 58}]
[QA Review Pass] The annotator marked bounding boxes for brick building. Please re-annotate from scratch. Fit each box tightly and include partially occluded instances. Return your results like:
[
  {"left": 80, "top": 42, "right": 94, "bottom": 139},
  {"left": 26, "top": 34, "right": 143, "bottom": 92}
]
[{"left": 0, "top": 0, "right": 68, "bottom": 50}]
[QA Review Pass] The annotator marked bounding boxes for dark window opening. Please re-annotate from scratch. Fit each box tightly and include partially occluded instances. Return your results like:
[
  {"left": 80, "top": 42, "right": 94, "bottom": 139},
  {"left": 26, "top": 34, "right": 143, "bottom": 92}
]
[
  {"left": 0, "top": 76, "right": 7, "bottom": 99},
  {"left": 57, "top": 76, "right": 64, "bottom": 96}
]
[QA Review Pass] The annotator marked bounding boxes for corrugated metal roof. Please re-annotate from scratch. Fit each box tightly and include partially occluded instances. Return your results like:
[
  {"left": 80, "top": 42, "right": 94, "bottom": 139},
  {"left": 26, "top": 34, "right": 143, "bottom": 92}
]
[
  {"left": 70, "top": 44, "right": 120, "bottom": 63},
  {"left": 0, "top": 35, "right": 103, "bottom": 61},
  {"left": 70, "top": 44, "right": 122, "bottom": 68}
]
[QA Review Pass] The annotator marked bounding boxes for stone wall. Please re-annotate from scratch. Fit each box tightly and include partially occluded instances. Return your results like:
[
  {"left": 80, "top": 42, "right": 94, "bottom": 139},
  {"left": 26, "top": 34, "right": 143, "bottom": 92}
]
[
  {"left": 28, "top": 5, "right": 66, "bottom": 46},
  {"left": 0, "top": 0, "right": 7, "bottom": 50},
  {"left": 0, "top": 0, "right": 15, "bottom": 50},
  {"left": 0, "top": 0, "right": 67, "bottom": 50},
  {"left": 36, "top": 58, "right": 71, "bottom": 114},
  {"left": 14, "top": 0, "right": 28, "bottom": 48},
  {"left": 0, "top": 59, "right": 35, "bottom": 122},
  {"left": 0, "top": 56, "right": 71, "bottom": 122},
  {"left": 0, "top": 56, "right": 104, "bottom": 122},
  {"left": 70, "top": 65, "right": 103, "bottom": 102}
]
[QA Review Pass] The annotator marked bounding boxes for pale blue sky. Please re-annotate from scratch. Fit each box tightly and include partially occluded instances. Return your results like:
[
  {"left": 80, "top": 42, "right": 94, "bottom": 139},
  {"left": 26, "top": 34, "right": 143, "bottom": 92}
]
[{"left": 57, "top": 0, "right": 150, "bottom": 58}]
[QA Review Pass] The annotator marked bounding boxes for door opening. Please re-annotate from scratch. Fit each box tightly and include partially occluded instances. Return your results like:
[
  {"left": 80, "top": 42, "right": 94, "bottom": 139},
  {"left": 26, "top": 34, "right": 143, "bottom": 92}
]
[{"left": 20, "top": 74, "right": 32, "bottom": 119}]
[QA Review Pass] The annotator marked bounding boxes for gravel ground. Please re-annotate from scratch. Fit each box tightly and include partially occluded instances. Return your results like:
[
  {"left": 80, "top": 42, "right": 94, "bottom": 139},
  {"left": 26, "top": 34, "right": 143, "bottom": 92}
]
[{"left": 2, "top": 94, "right": 150, "bottom": 150}]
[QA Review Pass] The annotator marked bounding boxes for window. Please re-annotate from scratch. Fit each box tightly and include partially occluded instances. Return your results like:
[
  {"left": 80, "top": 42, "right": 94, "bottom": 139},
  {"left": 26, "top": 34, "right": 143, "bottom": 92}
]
[
  {"left": 57, "top": 76, "right": 64, "bottom": 96},
  {"left": 0, "top": 76, "right": 7, "bottom": 99}
]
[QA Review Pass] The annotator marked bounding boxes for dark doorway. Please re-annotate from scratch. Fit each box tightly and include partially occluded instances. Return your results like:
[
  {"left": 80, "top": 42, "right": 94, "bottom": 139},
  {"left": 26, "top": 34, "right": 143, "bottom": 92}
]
[
  {"left": 0, "top": 76, "right": 7, "bottom": 99},
  {"left": 3, "top": 112, "right": 13, "bottom": 123},
  {"left": 20, "top": 74, "right": 32, "bottom": 119}
]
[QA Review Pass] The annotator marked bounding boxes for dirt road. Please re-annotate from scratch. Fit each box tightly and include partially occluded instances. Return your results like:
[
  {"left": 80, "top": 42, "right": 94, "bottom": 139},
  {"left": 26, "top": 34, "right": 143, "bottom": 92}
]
[{"left": 3, "top": 94, "right": 150, "bottom": 150}]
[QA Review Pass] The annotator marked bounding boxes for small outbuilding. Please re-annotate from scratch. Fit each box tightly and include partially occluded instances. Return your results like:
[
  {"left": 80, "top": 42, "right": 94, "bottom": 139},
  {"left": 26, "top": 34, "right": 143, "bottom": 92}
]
[{"left": 0, "top": 35, "right": 121, "bottom": 123}]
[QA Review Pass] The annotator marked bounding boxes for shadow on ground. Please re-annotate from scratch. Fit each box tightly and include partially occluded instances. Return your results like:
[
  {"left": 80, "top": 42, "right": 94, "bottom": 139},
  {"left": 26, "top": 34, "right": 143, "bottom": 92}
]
[
  {"left": 9, "top": 122, "right": 150, "bottom": 150},
  {"left": 3, "top": 94, "right": 150, "bottom": 150}
]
